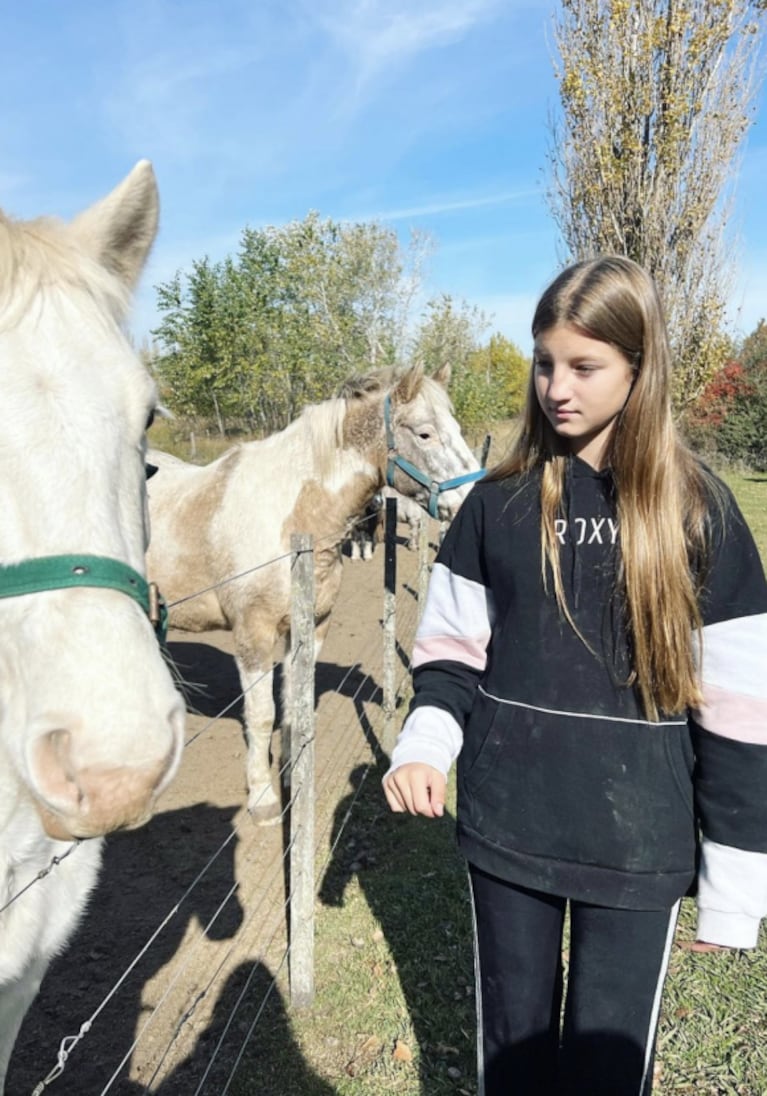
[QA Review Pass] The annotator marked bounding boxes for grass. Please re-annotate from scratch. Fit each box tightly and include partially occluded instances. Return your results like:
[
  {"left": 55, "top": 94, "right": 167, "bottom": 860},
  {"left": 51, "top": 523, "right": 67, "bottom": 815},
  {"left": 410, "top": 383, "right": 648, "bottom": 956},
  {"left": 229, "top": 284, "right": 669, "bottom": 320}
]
[
  {"left": 227, "top": 762, "right": 476, "bottom": 1096},
  {"left": 717, "top": 467, "right": 767, "bottom": 561},
  {"left": 227, "top": 770, "right": 767, "bottom": 1096}
]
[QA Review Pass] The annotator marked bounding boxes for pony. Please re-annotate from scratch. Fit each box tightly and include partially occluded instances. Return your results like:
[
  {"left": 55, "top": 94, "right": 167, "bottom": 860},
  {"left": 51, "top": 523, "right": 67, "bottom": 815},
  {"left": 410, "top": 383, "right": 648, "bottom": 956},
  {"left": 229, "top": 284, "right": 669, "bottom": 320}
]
[
  {"left": 145, "top": 365, "right": 480, "bottom": 822},
  {"left": 0, "top": 163, "right": 185, "bottom": 1090}
]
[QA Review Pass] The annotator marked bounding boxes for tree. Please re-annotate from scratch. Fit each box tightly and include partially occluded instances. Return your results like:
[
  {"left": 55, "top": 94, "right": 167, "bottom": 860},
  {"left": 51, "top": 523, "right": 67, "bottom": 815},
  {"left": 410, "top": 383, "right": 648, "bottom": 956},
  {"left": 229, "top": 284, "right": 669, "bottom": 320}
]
[
  {"left": 726, "top": 318, "right": 767, "bottom": 468},
  {"left": 151, "top": 214, "right": 433, "bottom": 433},
  {"left": 410, "top": 294, "right": 494, "bottom": 433},
  {"left": 467, "top": 334, "right": 530, "bottom": 419},
  {"left": 740, "top": 317, "right": 767, "bottom": 372},
  {"left": 685, "top": 319, "right": 767, "bottom": 468},
  {"left": 152, "top": 259, "right": 245, "bottom": 433},
  {"left": 548, "top": 0, "right": 766, "bottom": 404}
]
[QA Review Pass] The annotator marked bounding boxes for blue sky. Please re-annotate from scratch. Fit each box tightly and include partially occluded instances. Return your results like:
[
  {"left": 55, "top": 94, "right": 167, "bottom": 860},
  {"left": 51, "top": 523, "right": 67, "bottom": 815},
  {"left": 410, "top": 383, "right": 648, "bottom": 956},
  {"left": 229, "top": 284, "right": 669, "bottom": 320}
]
[{"left": 1, "top": 0, "right": 765, "bottom": 357}]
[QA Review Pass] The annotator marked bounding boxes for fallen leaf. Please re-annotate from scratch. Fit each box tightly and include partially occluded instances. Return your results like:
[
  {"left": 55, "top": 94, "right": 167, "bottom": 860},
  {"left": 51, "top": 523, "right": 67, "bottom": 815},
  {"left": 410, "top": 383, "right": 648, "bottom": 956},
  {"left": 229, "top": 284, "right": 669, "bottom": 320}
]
[
  {"left": 344, "top": 1033, "right": 383, "bottom": 1075},
  {"left": 358, "top": 1034, "right": 381, "bottom": 1054},
  {"left": 393, "top": 1039, "right": 413, "bottom": 1062}
]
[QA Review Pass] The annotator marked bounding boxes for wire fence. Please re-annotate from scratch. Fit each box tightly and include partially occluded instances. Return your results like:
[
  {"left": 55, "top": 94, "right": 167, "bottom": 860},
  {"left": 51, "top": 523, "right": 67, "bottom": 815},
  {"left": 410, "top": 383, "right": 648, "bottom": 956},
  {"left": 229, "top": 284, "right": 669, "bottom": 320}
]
[{"left": 9, "top": 506, "right": 440, "bottom": 1096}]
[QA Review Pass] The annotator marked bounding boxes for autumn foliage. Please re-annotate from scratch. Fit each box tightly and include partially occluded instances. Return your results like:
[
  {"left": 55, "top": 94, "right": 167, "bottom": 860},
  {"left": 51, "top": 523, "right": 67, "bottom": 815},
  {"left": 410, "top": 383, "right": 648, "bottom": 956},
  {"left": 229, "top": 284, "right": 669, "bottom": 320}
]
[
  {"left": 685, "top": 321, "right": 767, "bottom": 469},
  {"left": 689, "top": 361, "right": 755, "bottom": 428}
]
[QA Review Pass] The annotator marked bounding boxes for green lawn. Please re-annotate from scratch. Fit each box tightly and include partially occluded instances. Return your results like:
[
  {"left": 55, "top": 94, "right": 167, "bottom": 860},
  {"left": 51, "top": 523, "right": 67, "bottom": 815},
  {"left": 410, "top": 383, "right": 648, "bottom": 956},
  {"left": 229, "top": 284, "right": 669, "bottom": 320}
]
[{"left": 719, "top": 468, "right": 767, "bottom": 562}]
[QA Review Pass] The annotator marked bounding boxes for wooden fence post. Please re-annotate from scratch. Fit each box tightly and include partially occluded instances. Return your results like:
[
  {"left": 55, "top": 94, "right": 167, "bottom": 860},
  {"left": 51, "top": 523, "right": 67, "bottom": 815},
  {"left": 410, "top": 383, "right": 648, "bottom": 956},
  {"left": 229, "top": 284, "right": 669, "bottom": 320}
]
[
  {"left": 289, "top": 532, "right": 315, "bottom": 1009},
  {"left": 382, "top": 497, "right": 398, "bottom": 756},
  {"left": 417, "top": 517, "right": 430, "bottom": 616}
]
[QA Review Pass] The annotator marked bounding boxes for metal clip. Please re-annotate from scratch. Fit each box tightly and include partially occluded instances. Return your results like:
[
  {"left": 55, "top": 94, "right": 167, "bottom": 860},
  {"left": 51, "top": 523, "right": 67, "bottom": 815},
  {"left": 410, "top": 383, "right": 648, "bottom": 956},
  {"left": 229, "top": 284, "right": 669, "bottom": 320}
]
[{"left": 148, "top": 582, "right": 161, "bottom": 628}]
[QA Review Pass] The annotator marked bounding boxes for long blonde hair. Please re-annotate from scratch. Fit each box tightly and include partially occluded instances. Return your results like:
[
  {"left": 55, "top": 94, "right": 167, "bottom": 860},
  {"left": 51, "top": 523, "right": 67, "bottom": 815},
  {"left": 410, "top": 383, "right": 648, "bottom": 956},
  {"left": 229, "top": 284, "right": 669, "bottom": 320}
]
[{"left": 489, "top": 256, "right": 718, "bottom": 720}]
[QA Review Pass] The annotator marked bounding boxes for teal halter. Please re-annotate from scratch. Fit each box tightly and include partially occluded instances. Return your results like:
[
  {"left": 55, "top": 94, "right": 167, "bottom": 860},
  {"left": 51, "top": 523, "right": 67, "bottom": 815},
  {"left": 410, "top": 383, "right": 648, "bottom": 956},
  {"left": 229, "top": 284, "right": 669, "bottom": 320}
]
[
  {"left": 0, "top": 555, "right": 168, "bottom": 644},
  {"left": 383, "top": 395, "right": 485, "bottom": 518}
]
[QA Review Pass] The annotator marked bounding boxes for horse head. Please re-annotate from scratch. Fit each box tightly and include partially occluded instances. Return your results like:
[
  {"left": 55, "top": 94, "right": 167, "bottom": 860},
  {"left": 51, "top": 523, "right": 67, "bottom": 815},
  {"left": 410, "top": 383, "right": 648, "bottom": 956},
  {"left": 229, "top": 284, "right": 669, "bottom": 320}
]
[
  {"left": 383, "top": 362, "right": 482, "bottom": 520},
  {"left": 0, "top": 163, "right": 185, "bottom": 841}
]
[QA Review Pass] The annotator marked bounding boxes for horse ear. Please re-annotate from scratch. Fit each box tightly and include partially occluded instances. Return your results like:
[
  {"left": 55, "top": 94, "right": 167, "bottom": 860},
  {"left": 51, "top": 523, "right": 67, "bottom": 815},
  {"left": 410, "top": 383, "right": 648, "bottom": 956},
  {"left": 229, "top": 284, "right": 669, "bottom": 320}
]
[
  {"left": 70, "top": 160, "right": 159, "bottom": 292},
  {"left": 433, "top": 362, "right": 452, "bottom": 388},
  {"left": 392, "top": 362, "right": 424, "bottom": 403}
]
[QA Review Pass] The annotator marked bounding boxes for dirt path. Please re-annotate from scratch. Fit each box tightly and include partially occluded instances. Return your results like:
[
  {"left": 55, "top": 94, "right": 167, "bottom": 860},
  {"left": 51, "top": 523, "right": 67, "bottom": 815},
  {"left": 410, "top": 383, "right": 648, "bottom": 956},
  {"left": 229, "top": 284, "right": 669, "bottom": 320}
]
[{"left": 8, "top": 539, "right": 426, "bottom": 1096}]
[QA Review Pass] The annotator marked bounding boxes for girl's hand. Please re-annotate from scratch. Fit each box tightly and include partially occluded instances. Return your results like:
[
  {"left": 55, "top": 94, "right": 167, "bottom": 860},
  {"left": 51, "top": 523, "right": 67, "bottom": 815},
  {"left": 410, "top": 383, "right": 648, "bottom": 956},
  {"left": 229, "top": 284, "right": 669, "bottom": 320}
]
[{"left": 383, "top": 763, "right": 446, "bottom": 818}]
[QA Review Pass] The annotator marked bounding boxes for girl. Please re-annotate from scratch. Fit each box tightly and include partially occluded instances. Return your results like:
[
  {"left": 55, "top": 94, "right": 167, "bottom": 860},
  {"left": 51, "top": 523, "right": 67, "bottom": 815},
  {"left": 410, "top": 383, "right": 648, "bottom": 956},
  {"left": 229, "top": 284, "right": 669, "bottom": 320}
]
[{"left": 383, "top": 256, "right": 767, "bottom": 1095}]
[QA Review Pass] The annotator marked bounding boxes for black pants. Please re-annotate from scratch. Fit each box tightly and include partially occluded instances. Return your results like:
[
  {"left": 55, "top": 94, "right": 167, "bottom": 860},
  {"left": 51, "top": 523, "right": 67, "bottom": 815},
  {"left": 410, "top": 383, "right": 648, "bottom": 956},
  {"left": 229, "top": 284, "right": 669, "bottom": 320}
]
[{"left": 469, "top": 866, "right": 680, "bottom": 1096}]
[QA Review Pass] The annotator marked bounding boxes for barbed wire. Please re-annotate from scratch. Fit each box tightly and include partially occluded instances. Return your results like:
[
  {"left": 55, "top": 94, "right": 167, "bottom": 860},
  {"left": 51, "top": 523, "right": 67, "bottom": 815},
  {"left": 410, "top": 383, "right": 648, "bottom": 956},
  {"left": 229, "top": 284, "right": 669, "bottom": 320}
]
[{"left": 0, "top": 840, "right": 81, "bottom": 917}]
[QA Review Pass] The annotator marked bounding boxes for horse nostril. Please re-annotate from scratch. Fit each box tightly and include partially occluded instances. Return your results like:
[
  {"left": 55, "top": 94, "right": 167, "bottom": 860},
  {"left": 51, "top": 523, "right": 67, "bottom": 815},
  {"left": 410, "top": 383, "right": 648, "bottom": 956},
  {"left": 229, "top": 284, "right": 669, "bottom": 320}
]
[{"left": 32, "top": 728, "right": 82, "bottom": 812}]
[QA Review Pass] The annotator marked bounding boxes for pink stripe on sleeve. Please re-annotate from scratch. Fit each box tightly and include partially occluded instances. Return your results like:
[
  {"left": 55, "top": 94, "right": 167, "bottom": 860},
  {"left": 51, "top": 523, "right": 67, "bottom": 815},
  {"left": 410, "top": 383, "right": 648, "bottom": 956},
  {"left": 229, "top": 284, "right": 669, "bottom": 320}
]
[
  {"left": 413, "top": 633, "right": 490, "bottom": 671},
  {"left": 695, "top": 682, "right": 767, "bottom": 745}
]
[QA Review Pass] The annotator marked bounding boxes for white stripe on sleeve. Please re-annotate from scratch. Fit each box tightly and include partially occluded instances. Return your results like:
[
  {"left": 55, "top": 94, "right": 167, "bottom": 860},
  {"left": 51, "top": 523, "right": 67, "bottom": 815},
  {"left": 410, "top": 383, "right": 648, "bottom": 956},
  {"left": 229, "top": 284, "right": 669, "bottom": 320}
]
[
  {"left": 694, "top": 614, "right": 767, "bottom": 743},
  {"left": 696, "top": 837, "right": 767, "bottom": 949},
  {"left": 413, "top": 562, "right": 494, "bottom": 671},
  {"left": 387, "top": 704, "right": 464, "bottom": 778},
  {"left": 698, "top": 613, "right": 767, "bottom": 698}
]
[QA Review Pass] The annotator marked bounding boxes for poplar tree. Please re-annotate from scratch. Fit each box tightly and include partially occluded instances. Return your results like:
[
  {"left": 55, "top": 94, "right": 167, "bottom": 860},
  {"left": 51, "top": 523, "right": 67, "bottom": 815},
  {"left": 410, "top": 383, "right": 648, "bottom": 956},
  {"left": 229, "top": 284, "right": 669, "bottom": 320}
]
[{"left": 548, "top": 0, "right": 766, "bottom": 403}]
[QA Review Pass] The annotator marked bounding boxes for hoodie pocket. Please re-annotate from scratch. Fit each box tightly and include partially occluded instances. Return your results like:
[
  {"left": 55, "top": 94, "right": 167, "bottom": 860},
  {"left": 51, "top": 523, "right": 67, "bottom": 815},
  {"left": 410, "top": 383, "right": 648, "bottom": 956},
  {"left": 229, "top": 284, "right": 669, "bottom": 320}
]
[
  {"left": 460, "top": 688, "right": 507, "bottom": 791},
  {"left": 459, "top": 699, "right": 697, "bottom": 875}
]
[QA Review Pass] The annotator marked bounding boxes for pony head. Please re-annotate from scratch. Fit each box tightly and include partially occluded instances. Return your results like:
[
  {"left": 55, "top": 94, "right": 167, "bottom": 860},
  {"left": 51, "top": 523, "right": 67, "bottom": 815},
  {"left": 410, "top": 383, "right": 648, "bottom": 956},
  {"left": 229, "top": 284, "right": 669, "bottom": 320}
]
[{"left": 386, "top": 363, "right": 481, "bottom": 520}]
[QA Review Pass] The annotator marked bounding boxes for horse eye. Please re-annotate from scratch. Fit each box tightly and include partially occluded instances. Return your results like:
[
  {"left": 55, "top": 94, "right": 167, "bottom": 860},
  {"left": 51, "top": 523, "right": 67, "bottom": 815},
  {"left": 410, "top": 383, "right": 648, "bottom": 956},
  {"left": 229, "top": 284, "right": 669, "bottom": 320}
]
[
  {"left": 419, "top": 430, "right": 433, "bottom": 441},
  {"left": 145, "top": 409, "right": 156, "bottom": 431}
]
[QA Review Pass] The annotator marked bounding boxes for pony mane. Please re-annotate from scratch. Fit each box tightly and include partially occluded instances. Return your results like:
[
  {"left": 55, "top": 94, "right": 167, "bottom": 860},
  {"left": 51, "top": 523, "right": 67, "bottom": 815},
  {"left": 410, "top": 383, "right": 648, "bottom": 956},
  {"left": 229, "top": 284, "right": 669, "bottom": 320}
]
[
  {"left": 296, "top": 368, "right": 406, "bottom": 481},
  {"left": 0, "top": 213, "right": 130, "bottom": 329},
  {"left": 338, "top": 364, "right": 455, "bottom": 420},
  {"left": 295, "top": 397, "right": 347, "bottom": 481},
  {"left": 337, "top": 368, "right": 396, "bottom": 399}
]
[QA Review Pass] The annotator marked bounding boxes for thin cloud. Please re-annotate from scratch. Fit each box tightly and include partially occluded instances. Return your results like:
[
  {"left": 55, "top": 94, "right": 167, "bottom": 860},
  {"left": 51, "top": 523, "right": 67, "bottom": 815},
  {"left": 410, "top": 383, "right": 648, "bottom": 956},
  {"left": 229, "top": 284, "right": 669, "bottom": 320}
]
[
  {"left": 345, "top": 188, "right": 539, "bottom": 224},
  {"left": 310, "top": 0, "right": 506, "bottom": 103},
  {"left": 328, "top": 0, "right": 503, "bottom": 65}
]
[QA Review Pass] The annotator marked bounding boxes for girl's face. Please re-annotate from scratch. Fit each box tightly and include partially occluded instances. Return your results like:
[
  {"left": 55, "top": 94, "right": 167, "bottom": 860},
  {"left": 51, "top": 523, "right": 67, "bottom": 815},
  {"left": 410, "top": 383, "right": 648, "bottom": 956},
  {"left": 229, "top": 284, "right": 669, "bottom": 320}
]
[{"left": 533, "top": 323, "right": 635, "bottom": 470}]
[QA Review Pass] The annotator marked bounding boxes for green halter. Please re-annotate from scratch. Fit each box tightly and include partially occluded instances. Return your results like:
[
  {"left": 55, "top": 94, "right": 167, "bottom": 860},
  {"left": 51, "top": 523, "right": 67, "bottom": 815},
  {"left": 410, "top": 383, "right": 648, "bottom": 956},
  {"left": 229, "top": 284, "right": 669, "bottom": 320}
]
[{"left": 0, "top": 554, "right": 168, "bottom": 644}]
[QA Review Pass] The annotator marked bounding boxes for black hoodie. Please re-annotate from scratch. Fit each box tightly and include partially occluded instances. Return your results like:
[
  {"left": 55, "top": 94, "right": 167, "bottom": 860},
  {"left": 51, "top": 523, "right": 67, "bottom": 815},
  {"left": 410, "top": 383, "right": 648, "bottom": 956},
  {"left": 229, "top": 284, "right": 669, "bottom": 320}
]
[{"left": 389, "top": 461, "right": 767, "bottom": 942}]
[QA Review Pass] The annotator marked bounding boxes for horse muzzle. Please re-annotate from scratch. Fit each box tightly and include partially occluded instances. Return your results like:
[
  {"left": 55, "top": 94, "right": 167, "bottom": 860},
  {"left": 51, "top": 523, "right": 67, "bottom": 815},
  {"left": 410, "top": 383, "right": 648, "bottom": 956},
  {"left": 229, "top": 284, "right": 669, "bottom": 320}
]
[{"left": 30, "top": 727, "right": 180, "bottom": 839}]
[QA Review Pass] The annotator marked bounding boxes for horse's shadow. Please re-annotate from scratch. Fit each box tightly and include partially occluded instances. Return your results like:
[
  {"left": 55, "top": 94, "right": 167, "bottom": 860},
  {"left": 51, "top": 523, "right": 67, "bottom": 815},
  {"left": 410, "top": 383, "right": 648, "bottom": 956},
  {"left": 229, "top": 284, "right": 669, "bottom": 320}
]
[
  {"left": 7, "top": 802, "right": 245, "bottom": 1095},
  {"left": 165, "top": 638, "right": 384, "bottom": 747},
  {"left": 165, "top": 639, "right": 242, "bottom": 722},
  {"left": 318, "top": 761, "right": 476, "bottom": 1093}
]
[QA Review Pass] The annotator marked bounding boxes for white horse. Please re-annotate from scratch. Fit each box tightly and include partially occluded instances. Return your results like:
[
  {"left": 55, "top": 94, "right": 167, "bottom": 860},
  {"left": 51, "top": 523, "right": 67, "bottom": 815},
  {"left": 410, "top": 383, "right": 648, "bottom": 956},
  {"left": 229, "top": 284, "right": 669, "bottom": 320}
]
[
  {"left": 0, "top": 163, "right": 185, "bottom": 1090},
  {"left": 146, "top": 365, "right": 479, "bottom": 822}
]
